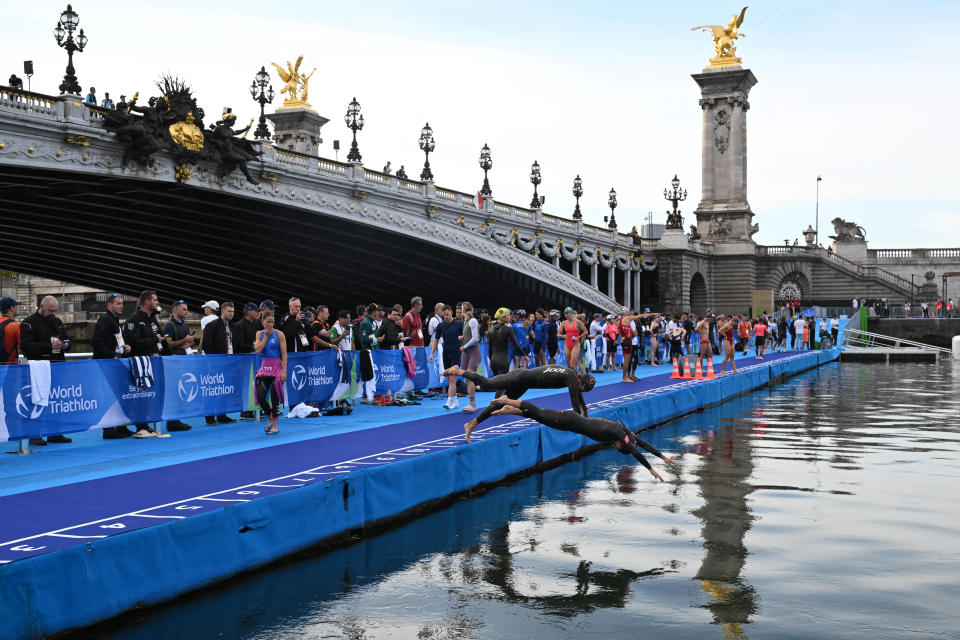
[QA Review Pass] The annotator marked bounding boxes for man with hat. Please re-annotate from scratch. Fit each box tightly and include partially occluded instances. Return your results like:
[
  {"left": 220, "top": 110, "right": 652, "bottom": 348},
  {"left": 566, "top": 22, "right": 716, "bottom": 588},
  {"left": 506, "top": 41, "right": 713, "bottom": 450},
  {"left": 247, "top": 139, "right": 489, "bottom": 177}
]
[
  {"left": 256, "top": 299, "right": 277, "bottom": 332},
  {"left": 198, "top": 300, "right": 219, "bottom": 352},
  {"left": 20, "top": 296, "right": 73, "bottom": 445},
  {"left": 0, "top": 297, "right": 23, "bottom": 366}
]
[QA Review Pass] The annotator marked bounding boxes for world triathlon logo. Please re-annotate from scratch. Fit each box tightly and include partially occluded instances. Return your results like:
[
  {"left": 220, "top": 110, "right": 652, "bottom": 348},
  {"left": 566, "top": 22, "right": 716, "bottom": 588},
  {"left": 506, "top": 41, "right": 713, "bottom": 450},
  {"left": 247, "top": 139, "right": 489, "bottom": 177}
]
[
  {"left": 15, "top": 385, "right": 45, "bottom": 420},
  {"left": 291, "top": 364, "right": 307, "bottom": 391},
  {"left": 177, "top": 373, "right": 199, "bottom": 403}
]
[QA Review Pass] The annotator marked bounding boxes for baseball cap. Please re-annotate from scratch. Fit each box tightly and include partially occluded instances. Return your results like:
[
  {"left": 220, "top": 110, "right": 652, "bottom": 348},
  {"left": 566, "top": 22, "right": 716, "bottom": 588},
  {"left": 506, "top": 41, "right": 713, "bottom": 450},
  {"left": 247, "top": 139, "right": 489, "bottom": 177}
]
[
  {"left": 494, "top": 307, "right": 511, "bottom": 320},
  {"left": 606, "top": 314, "right": 615, "bottom": 320},
  {"left": 203, "top": 300, "right": 220, "bottom": 311},
  {"left": 0, "top": 297, "right": 22, "bottom": 312},
  {"left": 549, "top": 309, "right": 560, "bottom": 317},
  {"left": 260, "top": 299, "right": 277, "bottom": 309},
  {"left": 243, "top": 302, "right": 259, "bottom": 312},
  {"left": 620, "top": 306, "right": 630, "bottom": 314}
]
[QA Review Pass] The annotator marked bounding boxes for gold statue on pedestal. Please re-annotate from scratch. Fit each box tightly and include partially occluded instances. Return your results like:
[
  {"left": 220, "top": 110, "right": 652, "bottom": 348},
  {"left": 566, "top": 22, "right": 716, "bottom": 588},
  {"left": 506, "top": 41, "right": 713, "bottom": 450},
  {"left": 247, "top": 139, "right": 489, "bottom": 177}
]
[
  {"left": 692, "top": 7, "right": 748, "bottom": 68},
  {"left": 271, "top": 56, "right": 316, "bottom": 110}
]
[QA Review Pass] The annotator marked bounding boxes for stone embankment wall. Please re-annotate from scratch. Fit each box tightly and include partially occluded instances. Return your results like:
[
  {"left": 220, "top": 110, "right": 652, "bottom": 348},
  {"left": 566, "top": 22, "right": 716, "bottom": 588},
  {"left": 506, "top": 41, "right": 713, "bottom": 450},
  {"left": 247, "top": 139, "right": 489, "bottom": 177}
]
[{"left": 866, "top": 318, "right": 960, "bottom": 349}]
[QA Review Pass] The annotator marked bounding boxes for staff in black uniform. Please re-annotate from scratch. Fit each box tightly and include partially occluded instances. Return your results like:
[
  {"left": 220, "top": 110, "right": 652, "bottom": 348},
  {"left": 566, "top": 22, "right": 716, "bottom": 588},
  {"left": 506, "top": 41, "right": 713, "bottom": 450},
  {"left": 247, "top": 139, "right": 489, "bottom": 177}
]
[
  {"left": 93, "top": 293, "right": 136, "bottom": 439},
  {"left": 489, "top": 396, "right": 677, "bottom": 481},
  {"left": 20, "top": 295, "right": 73, "bottom": 445},
  {"left": 122, "top": 290, "right": 165, "bottom": 438},
  {"left": 201, "top": 302, "right": 238, "bottom": 425},
  {"left": 443, "top": 363, "right": 595, "bottom": 443},
  {"left": 161, "top": 299, "right": 194, "bottom": 432}
]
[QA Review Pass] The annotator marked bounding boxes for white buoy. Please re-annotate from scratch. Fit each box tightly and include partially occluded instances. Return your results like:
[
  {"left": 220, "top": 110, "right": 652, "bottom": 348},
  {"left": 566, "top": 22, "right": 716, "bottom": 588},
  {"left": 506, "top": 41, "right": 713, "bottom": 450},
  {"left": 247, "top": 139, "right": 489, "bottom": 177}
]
[{"left": 953, "top": 335, "right": 960, "bottom": 359}]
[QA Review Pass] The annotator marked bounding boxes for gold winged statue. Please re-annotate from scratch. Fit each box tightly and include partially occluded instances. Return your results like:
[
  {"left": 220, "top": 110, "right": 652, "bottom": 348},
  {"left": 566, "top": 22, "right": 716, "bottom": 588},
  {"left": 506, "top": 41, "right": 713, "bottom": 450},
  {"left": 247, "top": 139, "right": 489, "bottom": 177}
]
[
  {"left": 271, "top": 56, "right": 316, "bottom": 110},
  {"left": 692, "top": 6, "right": 748, "bottom": 68}
]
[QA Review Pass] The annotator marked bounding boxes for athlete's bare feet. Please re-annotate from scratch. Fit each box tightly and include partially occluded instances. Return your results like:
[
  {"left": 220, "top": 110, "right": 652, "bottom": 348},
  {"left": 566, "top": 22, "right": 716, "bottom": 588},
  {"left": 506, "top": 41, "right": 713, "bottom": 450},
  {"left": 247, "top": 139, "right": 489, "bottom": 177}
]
[
  {"left": 490, "top": 406, "right": 522, "bottom": 416},
  {"left": 489, "top": 395, "right": 513, "bottom": 406},
  {"left": 443, "top": 365, "right": 464, "bottom": 377},
  {"left": 464, "top": 418, "right": 479, "bottom": 443}
]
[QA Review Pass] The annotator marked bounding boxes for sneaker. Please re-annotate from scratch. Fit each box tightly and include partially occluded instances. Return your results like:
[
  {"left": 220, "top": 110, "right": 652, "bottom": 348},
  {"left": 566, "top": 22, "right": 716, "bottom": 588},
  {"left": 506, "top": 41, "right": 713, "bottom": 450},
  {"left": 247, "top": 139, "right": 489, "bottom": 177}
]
[
  {"left": 29, "top": 437, "right": 47, "bottom": 446},
  {"left": 205, "top": 417, "right": 218, "bottom": 426},
  {"left": 154, "top": 432, "right": 171, "bottom": 438},
  {"left": 165, "top": 420, "right": 192, "bottom": 432},
  {"left": 216, "top": 415, "right": 237, "bottom": 424},
  {"left": 132, "top": 429, "right": 154, "bottom": 439},
  {"left": 47, "top": 434, "right": 72, "bottom": 444},
  {"left": 443, "top": 398, "right": 452, "bottom": 409},
  {"left": 448, "top": 398, "right": 459, "bottom": 410}
]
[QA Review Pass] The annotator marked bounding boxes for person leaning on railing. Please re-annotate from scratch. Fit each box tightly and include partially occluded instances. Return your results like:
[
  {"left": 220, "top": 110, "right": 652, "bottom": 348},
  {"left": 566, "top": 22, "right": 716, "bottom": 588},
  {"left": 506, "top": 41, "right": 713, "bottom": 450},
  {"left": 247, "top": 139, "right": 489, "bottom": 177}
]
[
  {"left": 20, "top": 295, "right": 73, "bottom": 445},
  {"left": 93, "top": 293, "right": 136, "bottom": 439}
]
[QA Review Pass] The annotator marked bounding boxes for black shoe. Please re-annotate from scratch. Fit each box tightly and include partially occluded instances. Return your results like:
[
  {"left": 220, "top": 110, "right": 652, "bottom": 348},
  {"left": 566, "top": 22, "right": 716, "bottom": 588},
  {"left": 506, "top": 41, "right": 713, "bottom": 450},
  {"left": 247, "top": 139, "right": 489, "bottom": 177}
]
[
  {"left": 47, "top": 434, "right": 72, "bottom": 444},
  {"left": 216, "top": 415, "right": 237, "bottom": 424},
  {"left": 205, "top": 416, "right": 218, "bottom": 426},
  {"left": 165, "top": 420, "right": 192, "bottom": 432},
  {"left": 29, "top": 437, "right": 47, "bottom": 446},
  {"left": 103, "top": 427, "right": 133, "bottom": 439},
  {"left": 239, "top": 411, "right": 256, "bottom": 421}
]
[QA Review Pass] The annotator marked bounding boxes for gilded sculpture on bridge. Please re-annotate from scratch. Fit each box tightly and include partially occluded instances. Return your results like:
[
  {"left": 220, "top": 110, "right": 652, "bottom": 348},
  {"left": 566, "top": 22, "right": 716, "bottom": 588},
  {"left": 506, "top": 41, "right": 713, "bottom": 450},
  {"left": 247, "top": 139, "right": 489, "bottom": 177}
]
[
  {"left": 102, "top": 75, "right": 260, "bottom": 183},
  {"left": 692, "top": 7, "right": 748, "bottom": 68},
  {"left": 272, "top": 56, "right": 316, "bottom": 110}
]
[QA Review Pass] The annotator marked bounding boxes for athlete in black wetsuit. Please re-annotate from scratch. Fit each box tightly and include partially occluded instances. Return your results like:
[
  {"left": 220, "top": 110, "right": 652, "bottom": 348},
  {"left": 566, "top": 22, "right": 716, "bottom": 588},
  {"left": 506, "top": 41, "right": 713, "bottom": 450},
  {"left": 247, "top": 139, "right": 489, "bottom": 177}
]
[
  {"left": 443, "top": 364, "right": 595, "bottom": 442},
  {"left": 488, "top": 308, "right": 527, "bottom": 375},
  {"left": 490, "top": 397, "right": 677, "bottom": 481}
]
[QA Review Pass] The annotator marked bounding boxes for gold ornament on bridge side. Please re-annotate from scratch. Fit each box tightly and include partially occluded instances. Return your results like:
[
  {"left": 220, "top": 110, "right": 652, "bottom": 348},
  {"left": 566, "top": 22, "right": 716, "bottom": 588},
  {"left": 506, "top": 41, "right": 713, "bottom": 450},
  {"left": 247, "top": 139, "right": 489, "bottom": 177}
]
[
  {"left": 168, "top": 111, "right": 204, "bottom": 151},
  {"left": 692, "top": 6, "right": 747, "bottom": 68},
  {"left": 271, "top": 56, "right": 316, "bottom": 110}
]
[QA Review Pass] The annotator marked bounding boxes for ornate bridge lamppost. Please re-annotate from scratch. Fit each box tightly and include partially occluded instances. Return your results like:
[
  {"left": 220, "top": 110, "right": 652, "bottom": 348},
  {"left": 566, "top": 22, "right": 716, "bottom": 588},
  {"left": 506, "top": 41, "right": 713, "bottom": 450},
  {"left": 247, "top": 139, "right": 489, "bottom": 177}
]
[
  {"left": 572, "top": 175, "right": 583, "bottom": 219},
  {"left": 419, "top": 122, "right": 435, "bottom": 182},
  {"left": 53, "top": 4, "right": 87, "bottom": 95},
  {"left": 663, "top": 174, "right": 688, "bottom": 229},
  {"left": 249, "top": 66, "right": 275, "bottom": 140},
  {"left": 478, "top": 143, "right": 492, "bottom": 196},
  {"left": 344, "top": 97, "right": 364, "bottom": 163},
  {"left": 529, "top": 160, "right": 543, "bottom": 209},
  {"left": 606, "top": 187, "right": 618, "bottom": 229}
]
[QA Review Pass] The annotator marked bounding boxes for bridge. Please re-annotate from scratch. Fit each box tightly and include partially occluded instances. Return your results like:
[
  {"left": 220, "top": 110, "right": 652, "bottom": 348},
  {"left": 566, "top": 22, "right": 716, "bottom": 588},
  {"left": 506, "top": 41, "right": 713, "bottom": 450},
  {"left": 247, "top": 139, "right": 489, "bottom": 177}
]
[
  {"left": 2, "top": 66, "right": 957, "bottom": 316},
  {"left": 0, "top": 87, "right": 647, "bottom": 313}
]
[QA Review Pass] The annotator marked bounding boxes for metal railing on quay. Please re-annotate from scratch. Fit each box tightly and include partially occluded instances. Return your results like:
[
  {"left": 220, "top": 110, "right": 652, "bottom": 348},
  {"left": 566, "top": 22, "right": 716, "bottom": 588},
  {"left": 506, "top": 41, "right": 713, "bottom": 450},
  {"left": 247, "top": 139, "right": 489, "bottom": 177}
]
[{"left": 839, "top": 325, "right": 951, "bottom": 356}]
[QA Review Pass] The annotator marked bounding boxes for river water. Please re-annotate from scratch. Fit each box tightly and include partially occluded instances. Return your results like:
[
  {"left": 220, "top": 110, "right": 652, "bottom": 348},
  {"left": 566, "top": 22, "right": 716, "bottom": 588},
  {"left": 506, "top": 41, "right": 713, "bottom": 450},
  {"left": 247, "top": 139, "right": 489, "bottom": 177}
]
[{"left": 94, "top": 361, "right": 960, "bottom": 640}]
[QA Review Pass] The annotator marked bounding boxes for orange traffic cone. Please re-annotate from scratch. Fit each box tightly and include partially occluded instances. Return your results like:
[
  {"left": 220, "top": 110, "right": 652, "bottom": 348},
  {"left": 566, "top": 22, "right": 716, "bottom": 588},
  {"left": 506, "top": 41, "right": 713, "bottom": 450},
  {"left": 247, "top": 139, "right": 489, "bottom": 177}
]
[
  {"left": 670, "top": 358, "right": 682, "bottom": 378},
  {"left": 682, "top": 356, "right": 694, "bottom": 379},
  {"left": 694, "top": 357, "right": 704, "bottom": 379},
  {"left": 705, "top": 356, "right": 716, "bottom": 379}
]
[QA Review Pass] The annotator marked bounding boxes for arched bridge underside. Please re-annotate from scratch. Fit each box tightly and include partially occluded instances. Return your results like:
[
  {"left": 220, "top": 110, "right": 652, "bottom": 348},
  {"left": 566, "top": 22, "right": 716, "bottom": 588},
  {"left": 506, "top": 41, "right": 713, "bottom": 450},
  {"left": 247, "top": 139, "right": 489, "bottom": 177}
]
[{"left": 0, "top": 164, "right": 610, "bottom": 313}]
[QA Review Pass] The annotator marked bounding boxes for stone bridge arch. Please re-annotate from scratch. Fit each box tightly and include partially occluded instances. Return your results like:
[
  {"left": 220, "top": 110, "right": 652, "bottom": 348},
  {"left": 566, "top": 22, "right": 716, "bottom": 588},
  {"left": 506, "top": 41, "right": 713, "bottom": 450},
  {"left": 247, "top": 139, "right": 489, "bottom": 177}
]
[{"left": 690, "top": 272, "right": 708, "bottom": 315}]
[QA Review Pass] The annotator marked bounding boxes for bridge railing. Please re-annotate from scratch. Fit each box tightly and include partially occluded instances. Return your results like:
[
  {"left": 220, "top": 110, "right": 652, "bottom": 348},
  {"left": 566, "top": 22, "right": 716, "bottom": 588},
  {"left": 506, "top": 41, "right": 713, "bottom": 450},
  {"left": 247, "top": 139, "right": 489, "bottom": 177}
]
[
  {"left": 0, "top": 87, "right": 60, "bottom": 118},
  {"left": 869, "top": 248, "right": 960, "bottom": 259},
  {"left": 757, "top": 245, "right": 914, "bottom": 294}
]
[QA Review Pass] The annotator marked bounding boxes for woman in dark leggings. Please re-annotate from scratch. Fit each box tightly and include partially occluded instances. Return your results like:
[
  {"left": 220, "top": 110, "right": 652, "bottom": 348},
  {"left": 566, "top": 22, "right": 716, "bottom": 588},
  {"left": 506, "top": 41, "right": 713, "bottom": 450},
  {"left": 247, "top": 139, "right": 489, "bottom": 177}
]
[
  {"left": 488, "top": 307, "right": 527, "bottom": 376},
  {"left": 253, "top": 311, "right": 287, "bottom": 434},
  {"left": 490, "top": 397, "right": 677, "bottom": 481}
]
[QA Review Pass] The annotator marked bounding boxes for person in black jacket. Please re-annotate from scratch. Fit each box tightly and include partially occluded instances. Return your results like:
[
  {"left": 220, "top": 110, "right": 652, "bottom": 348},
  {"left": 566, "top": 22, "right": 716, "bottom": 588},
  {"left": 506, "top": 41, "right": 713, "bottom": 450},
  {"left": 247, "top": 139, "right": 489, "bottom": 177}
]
[
  {"left": 93, "top": 293, "right": 137, "bottom": 439},
  {"left": 280, "top": 297, "right": 311, "bottom": 354},
  {"left": 379, "top": 305, "right": 404, "bottom": 349},
  {"left": 122, "top": 291, "right": 165, "bottom": 438},
  {"left": 159, "top": 299, "right": 194, "bottom": 432},
  {"left": 233, "top": 302, "right": 259, "bottom": 420},
  {"left": 201, "top": 302, "right": 237, "bottom": 425},
  {"left": 20, "top": 296, "right": 73, "bottom": 445}
]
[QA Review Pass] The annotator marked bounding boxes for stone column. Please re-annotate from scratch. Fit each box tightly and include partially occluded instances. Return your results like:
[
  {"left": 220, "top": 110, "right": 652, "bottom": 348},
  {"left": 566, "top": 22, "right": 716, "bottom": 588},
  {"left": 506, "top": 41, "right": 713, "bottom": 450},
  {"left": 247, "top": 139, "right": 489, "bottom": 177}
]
[
  {"left": 607, "top": 266, "right": 616, "bottom": 300},
  {"left": 572, "top": 255, "right": 580, "bottom": 280},
  {"left": 266, "top": 108, "right": 329, "bottom": 156},
  {"left": 691, "top": 67, "right": 758, "bottom": 243},
  {"left": 624, "top": 268, "right": 632, "bottom": 310},
  {"left": 591, "top": 262, "right": 598, "bottom": 288}
]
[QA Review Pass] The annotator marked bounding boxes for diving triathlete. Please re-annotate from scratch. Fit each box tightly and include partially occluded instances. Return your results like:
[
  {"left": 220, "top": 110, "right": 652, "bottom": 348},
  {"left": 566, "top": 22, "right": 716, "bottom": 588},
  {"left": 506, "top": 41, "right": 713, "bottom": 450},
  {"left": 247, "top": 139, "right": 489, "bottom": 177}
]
[
  {"left": 489, "top": 396, "right": 677, "bottom": 481},
  {"left": 442, "top": 364, "right": 595, "bottom": 442}
]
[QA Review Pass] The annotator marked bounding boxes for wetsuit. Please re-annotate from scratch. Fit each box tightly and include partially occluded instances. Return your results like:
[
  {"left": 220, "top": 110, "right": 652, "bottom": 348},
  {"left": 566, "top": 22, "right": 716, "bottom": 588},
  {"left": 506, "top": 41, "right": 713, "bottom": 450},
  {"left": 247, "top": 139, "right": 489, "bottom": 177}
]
[
  {"left": 488, "top": 322, "right": 525, "bottom": 376},
  {"left": 546, "top": 318, "right": 560, "bottom": 359},
  {"left": 462, "top": 365, "right": 588, "bottom": 426},
  {"left": 518, "top": 401, "right": 666, "bottom": 474}
]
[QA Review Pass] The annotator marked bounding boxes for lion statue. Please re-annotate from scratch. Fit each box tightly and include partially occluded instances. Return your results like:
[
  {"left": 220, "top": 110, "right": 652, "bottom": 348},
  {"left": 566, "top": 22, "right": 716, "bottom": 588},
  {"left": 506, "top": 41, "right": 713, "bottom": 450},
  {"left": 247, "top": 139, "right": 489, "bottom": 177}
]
[{"left": 830, "top": 217, "right": 866, "bottom": 243}]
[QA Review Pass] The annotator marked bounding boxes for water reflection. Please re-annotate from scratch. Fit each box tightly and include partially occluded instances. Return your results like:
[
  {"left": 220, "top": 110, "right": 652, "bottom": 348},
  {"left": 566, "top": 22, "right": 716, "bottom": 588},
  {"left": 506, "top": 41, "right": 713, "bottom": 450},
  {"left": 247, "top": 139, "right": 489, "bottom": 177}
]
[{"left": 85, "top": 362, "right": 960, "bottom": 640}]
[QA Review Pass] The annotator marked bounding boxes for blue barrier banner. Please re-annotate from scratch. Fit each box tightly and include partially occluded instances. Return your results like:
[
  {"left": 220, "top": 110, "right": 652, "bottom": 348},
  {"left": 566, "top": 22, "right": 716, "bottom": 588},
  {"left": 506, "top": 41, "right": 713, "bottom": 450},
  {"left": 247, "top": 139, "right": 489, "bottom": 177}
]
[
  {"left": 97, "top": 357, "right": 165, "bottom": 425},
  {"left": 285, "top": 351, "right": 339, "bottom": 406},
  {"left": 160, "top": 355, "right": 251, "bottom": 420},
  {"left": 373, "top": 350, "right": 407, "bottom": 395},
  {"left": 0, "top": 359, "right": 134, "bottom": 440}
]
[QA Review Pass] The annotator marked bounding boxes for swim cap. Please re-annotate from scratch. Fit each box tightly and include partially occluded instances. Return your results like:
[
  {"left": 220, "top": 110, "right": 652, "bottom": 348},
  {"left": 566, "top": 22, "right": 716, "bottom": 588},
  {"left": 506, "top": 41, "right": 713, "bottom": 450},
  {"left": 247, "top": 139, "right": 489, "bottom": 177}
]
[
  {"left": 516, "top": 308, "right": 527, "bottom": 317},
  {"left": 564, "top": 306, "right": 574, "bottom": 314},
  {"left": 494, "top": 307, "right": 511, "bottom": 320}
]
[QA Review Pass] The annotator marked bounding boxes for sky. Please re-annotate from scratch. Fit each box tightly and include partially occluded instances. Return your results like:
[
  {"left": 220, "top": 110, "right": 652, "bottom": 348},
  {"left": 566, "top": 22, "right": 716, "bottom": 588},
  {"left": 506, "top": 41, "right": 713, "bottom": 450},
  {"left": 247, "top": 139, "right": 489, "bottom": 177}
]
[{"left": 4, "top": 0, "right": 958, "bottom": 247}]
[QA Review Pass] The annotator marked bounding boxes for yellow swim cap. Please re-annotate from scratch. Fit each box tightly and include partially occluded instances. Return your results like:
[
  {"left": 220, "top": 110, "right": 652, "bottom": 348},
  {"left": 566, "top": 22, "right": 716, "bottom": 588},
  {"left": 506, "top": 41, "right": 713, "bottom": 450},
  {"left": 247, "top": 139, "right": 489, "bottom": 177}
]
[{"left": 494, "top": 307, "right": 511, "bottom": 320}]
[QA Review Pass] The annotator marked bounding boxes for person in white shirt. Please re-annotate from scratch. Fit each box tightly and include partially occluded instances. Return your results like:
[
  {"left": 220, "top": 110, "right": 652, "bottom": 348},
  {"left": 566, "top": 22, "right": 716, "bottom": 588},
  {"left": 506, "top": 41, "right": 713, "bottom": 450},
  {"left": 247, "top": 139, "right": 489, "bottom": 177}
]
[
  {"left": 793, "top": 316, "right": 806, "bottom": 350},
  {"left": 830, "top": 315, "right": 840, "bottom": 344},
  {"left": 819, "top": 318, "right": 829, "bottom": 348},
  {"left": 852, "top": 297, "right": 859, "bottom": 310},
  {"left": 587, "top": 313, "right": 605, "bottom": 373}
]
